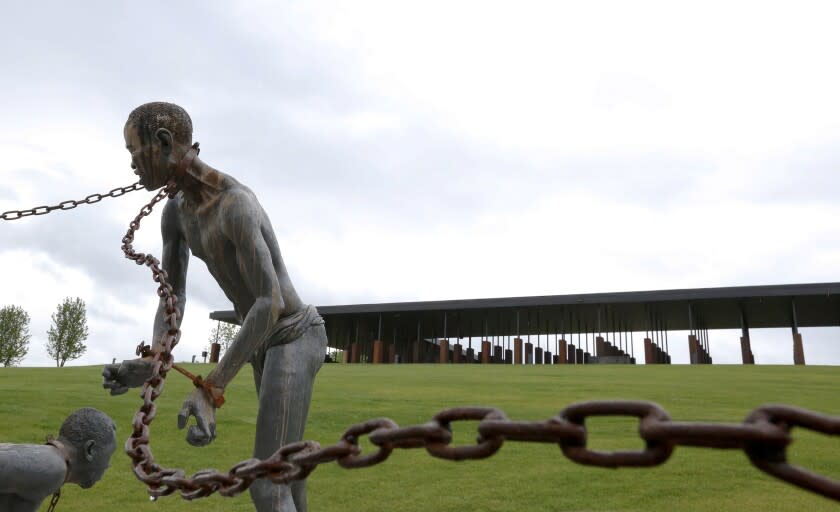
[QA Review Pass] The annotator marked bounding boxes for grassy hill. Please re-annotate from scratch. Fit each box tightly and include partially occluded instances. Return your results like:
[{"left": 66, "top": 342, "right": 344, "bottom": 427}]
[{"left": 1, "top": 363, "right": 838, "bottom": 511}]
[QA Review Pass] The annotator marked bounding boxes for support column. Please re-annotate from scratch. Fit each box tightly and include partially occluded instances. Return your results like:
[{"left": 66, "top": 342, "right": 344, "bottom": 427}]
[
  {"left": 793, "top": 333, "right": 806, "bottom": 365},
  {"left": 493, "top": 345, "right": 503, "bottom": 363},
  {"left": 544, "top": 351, "right": 552, "bottom": 364},
  {"left": 504, "top": 349, "right": 513, "bottom": 364},
  {"left": 350, "top": 342, "right": 360, "bottom": 363},
  {"left": 534, "top": 347, "right": 543, "bottom": 365},
  {"left": 688, "top": 334, "right": 699, "bottom": 364},
  {"left": 525, "top": 342, "right": 534, "bottom": 364},
  {"left": 453, "top": 343, "right": 463, "bottom": 364},
  {"left": 644, "top": 338, "right": 653, "bottom": 364},
  {"left": 740, "top": 336, "right": 754, "bottom": 365},
  {"left": 514, "top": 338, "right": 523, "bottom": 364},
  {"left": 481, "top": 340, "right": 491, "bottom": 364},
  {"left": 388, "top": 343, "right": 397, "bottom": 363},
  {"left": 567, "top": 344, "right": 576, "bottom": 364},
  {"left": 558, "top": 339, "right": 567, "bottom": 364},
  {"left": 596, "top": 336, "right": 605, "bottom": 357},
  {"left": 372, "top": 340, "right": 384, "bottom": 364},
  {"left": 439, "top": 339, "right": 449, "bottom": 364}
]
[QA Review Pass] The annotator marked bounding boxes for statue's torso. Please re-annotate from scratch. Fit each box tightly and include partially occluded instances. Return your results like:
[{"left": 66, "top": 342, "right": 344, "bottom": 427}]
[{"left": 172, "top": 181, "right": 303, "bottom": 321}]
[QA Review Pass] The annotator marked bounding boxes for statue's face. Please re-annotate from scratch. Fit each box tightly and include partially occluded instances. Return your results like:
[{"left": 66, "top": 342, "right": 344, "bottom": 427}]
[
  {"left": 124, "top": 122, "right": 173, "bottom": 191},
  {"left": 74, "top": 427, "right": 117, "bottom": 488}
]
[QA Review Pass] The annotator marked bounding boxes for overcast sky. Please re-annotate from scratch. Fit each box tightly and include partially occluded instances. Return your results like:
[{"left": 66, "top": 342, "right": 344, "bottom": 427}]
[{"left": 2, "top": 1, "right": 840, "bottom": 367}]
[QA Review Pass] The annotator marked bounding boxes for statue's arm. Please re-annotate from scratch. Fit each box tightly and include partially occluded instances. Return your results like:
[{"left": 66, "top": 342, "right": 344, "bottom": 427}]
[
  {"left": 177, "top": 194, "right": 282, "bottom": 446},
  {"left": 151, "top": 197, "right": 189, "bottom": 352},
  {"left": 103, "top": 199, "right": 189, "bottom": 395}
]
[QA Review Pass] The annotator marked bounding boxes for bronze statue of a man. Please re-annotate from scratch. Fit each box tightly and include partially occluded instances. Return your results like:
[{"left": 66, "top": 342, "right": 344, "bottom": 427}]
[
  {"left": 102, "top": 102, "right": 328, "bottom": 511},
  {"left": 0, "top": 408, "right": 117, "bottom": 512}
]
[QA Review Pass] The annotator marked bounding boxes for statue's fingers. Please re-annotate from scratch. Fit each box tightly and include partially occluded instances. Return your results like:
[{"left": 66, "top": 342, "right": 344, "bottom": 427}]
[
  {"left": 102, "top": 364, "right": 119, "bottom": 378},
  {"left": 187, "top": 425, "right": 211, "bottom": 446},
  {"left": 177, "top": 405, "right": 190, "bottom": 429},
  {"left": 109, "top": 386, "right": 128, "bottom": 396},
  {"left": 195, "top": 413, "right": 211, "bottom": 438}
]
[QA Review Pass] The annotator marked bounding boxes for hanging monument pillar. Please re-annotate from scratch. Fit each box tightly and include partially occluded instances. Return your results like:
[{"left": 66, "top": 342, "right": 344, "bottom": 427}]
[{"left": 791, "top": 300, "right": 806, "bottom": 365}]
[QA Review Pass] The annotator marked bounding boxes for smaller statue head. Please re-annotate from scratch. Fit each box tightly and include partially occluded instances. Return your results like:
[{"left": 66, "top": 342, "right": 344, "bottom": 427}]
[
  {"left": 124, "top": 102, "right": 194, "bottom": 190},
  {"left": 58, "top": 408, "right": 117, "bottom": 488}
]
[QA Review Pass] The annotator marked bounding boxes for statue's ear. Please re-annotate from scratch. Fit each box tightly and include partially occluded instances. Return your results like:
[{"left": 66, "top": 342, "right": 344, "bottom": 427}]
[
  {"left": 84, "top": 440, "right": 96, "bottom": 462},
  {"left": 155, "top": 128, "right": 173, "bottom": 149}
]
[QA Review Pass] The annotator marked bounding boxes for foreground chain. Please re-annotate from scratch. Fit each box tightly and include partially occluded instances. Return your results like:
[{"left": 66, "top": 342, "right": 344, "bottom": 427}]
[{"left": 1, "top": 182, "right": 144, "bottom": 220}]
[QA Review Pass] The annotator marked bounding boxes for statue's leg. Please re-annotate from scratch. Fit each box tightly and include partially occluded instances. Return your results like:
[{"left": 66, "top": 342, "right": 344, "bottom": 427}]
[{"left": 249, "top": 324, "right": 327, "bottom": 512}]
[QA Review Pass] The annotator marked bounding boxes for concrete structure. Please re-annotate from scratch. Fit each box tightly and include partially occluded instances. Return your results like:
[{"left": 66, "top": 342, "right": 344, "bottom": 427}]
[{"left": 212, "top": 282, "right": 840, "bottom": 365}]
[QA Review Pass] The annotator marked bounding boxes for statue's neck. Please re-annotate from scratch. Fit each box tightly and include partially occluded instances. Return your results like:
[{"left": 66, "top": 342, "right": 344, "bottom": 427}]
[
  {"left": 179, "top": 157, "right": 226, "bottom": 207},
  {"left": 46, "top": 438, "right": 72, "bottom": 483}
]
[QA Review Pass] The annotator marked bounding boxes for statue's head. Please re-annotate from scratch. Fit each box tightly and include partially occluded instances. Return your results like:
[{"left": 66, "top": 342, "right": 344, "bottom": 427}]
[
  {"left": 124, "top": 102, "right": 194, "bottom": 190},
  {"left": 58, "top": 408, "right": 117, "bottom": 488}
]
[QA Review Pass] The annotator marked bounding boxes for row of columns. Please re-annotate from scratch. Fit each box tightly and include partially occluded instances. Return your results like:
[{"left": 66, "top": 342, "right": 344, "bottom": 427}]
[{"left": 343, "top": 333, "right": 806, "bottom": 365}]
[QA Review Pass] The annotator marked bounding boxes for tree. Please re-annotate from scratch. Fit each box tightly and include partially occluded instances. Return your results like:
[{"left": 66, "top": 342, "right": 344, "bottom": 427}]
[
  {"left": 208, "top": 321, "right": 239, "bottom": 352},
  {"left": 0, "top": 305, "right": 31, "bottom": 367},
  {"left": 46, "top": 297, "right": 89, "bottom": 367}
]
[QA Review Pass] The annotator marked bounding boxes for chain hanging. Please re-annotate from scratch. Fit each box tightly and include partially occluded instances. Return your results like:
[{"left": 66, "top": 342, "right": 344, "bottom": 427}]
[{"left": 1, "top": 182, "right": 144, "bottom": 221}]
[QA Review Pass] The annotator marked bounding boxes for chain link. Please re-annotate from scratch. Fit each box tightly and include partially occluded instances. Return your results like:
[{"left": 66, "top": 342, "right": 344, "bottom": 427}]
[
  {"left": 0, "top": 182, "right": 144, "bottom": 221},
  {"left": 46, "top": 490, "right": 60, "bottom": 512}
]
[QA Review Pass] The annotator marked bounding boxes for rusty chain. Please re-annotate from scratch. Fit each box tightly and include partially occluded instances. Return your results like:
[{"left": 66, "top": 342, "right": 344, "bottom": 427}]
[
  {"left": 46, "top": 490, "right": 61, "bottom": 512},
  {"left": 0, "top": 182, "right": 144, "bottom": 221}
]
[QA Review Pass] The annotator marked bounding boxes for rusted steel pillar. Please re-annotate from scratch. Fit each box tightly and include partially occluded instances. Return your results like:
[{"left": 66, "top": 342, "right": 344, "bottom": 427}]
[
  {"left": 453, "top": 343, "right": 463, "bottom": 364},
  {"left": 643, "top": 338, "right": 653, "bottom": 364},
  {"left": 350, "top": 342, "right": 360, "bottom": 363},
  {"left": 493, "top": 345, "right": 503, "bottom": 363},
  {"left": 544, "top": 351, "right": 552, "bottom": 364},
  {"left": 439, "top": 339, "right": 449, "bottom": 364},
  {"left": 595, "top": 336, "right": 605, "bottom": 357},
  {"left": 504, "top": 349, "right": 513, "bottom": 364},
  {"left": 209, "top": 342, "right": 221, "bottom": 363},
  {"left": 466, "top": 347, "right": 475, "bottom": 362},
  {"left": 388, "top": 343, "right": 397, "bottom": 363},
  {"left": 576, "top": 348, "right": 584, "bottom": 363},
  {"left": 534, "top": 346, "right": 543, "bottom": 365},
  {"left": 524, "top": 342, "right": 533, "bottom": 364},
  {"left": 739, "top": 336, "right": 752, "bottom": 364},
  {"left": 688, "top": 334, "right": 699, "bottom": 364},
  {"left": 372, "top": 340, "right": 383, "bottom": 364},
  {"left": 412, "top": 340, "right": 420, "bottom": 363},
  {"left": 481, "top": 340, "right": 491, "bottom": 364},
  {"left": 793, "top": 333, "right": 806, "bottom": 365},
  {"left": 514, "top": 338, "right": 523, "bottom": 364},
  {"left": 567, "top": 344, "right": 576, "bottom": 364},
  {"left": 558, "top": 339, "right": 567, "bottom": 364}
]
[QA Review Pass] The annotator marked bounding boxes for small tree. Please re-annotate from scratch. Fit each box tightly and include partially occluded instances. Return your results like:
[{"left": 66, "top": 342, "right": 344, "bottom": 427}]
[
  {"left": 0, "top": 305, "right": 31, "bottom": 367},
  {"left": 46, "top": 297, "right": 89, "bottom": 367},
  {"left": 208, "top": 321, "right": 239, "bottom": 353}
]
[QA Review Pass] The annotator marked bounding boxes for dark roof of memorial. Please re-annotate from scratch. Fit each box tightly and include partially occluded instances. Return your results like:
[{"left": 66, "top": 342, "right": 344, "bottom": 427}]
[{"left": 210, "top": 282, "right": 840, "bottom": 340}]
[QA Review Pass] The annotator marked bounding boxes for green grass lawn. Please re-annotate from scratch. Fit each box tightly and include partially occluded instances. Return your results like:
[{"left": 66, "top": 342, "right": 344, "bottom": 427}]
[{"left": 1, "top": 363, "right": 838, "bottom": 511}]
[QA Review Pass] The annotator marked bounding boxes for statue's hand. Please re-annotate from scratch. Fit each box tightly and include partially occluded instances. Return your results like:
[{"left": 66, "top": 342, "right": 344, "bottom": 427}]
[
  {"left": 178, "top": 387, "right": 217, "bottom": 447},
  {"left": 102, "top": 358, "right": 154, "bottom": 395}
]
